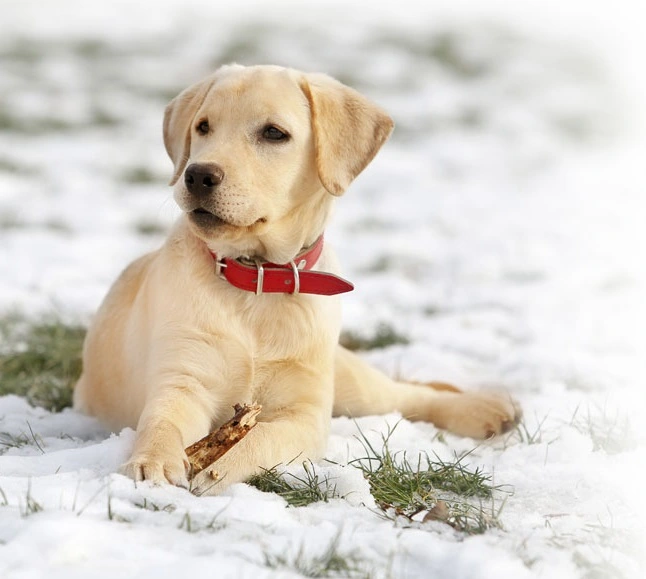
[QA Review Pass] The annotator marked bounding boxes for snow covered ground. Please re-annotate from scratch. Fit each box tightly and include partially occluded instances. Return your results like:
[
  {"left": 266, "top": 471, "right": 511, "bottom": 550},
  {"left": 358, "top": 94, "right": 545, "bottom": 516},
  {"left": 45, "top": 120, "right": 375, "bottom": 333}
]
[{"left": 1, "top": 1, "right": 644, "bottom": 577}]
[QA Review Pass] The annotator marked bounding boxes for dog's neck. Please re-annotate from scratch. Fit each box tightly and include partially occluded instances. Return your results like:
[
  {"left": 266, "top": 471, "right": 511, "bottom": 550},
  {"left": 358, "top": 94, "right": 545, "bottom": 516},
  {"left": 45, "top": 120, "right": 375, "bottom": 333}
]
[
  {"left": 206, "top": 234, "right": 354, "bottom": 296},
  {"left": 203, "top": 230, "right": 324, "bottom": 265},
  {"left": 210, "top": 234, "right": 324, "bottom": 269}
]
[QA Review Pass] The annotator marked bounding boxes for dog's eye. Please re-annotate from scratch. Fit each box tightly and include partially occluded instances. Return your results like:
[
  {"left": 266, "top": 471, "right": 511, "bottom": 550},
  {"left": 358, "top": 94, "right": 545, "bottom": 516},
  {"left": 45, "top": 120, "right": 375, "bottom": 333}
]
[
  {"left": 262, "top": 125, "right": 289, "bottom": 142},
  {"left": 196, "top": 120, "right": 210, "bottom": 135}
]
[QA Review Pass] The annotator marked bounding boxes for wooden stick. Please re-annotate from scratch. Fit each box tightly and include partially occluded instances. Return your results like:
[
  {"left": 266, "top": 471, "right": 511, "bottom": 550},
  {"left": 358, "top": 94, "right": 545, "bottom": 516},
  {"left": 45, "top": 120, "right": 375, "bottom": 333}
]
[{"left": 185, "top": 403, "right": 261, "bottom": 479}]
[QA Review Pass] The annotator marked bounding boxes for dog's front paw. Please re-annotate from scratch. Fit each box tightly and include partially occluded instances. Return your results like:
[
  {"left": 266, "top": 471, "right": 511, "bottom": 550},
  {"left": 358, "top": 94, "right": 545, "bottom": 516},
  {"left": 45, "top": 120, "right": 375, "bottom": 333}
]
[
  {"left": 119, "top": 450, "right": 190, "bottom": 489},
  {"left": 433, "top": 391, "right": 522, "bottom": 439}
]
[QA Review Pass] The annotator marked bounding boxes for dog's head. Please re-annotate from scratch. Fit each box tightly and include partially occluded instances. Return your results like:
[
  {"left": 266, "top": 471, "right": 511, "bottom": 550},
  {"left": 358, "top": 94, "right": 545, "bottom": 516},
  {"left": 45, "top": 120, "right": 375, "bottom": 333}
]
[{"left": 164, "top": 64, "right": 393, "bottom": 263}]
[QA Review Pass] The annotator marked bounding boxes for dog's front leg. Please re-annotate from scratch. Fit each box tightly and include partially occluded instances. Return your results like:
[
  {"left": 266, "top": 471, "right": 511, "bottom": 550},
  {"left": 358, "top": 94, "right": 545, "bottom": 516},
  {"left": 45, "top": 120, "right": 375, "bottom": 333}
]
[
  {"left": 190, "top": 417, "right": 327, "bottom": 496},
  {"left": 190, "top": 389, "right": 333, "bottom": 496},
  {"left": 119, "top": 377, "right": 215, "bottom": 488}
]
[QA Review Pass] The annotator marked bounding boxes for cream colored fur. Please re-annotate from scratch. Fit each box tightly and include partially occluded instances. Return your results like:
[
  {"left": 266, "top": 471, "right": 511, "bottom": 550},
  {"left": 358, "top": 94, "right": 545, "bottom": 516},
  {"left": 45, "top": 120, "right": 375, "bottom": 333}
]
[{"left": 73, "top": 64, "right": 520, "bottom": 495}]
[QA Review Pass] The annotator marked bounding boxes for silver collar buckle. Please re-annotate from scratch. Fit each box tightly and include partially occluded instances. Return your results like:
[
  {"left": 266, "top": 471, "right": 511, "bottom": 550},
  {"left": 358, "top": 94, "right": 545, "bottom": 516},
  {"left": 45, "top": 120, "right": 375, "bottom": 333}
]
[
  {"left": 289, "top": 260, "right": 301, "bottom": 295},
  {"left": 214, "top": 258, "right": 227, "bottom": 279},
  {"left": 253, "top": 259, "right": 265, "bottom": 295}
]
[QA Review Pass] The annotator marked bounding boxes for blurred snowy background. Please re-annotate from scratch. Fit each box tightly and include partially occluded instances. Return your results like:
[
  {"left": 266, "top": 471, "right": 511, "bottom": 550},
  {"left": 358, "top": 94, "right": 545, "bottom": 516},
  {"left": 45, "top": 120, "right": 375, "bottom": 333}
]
[{"left": 0, "top": 1, "right": 644, "bottom": 577}]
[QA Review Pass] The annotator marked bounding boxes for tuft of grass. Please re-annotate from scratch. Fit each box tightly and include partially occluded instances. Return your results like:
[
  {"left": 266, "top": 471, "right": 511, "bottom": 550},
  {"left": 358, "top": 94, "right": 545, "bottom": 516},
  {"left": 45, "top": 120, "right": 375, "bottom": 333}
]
[
  {"left": 214, "top": 32, "right": 266, "bottom": 66},
  {"left": 0, "top": 105, "right": 119, "bottom": 135},
  {"left": 544, "top": 513, "right": 639, "bottom": 579},
  {"left": 0, "top": 39, "right": 43, "bottom": 63},
  {"left": 264, "top": 533, "right": 370, "bottom": 578},
  {"left": 0, "top": 109, "right": 79, "bottom": 134},
  {"left": 0, "top": 431, "right": 31, "bottom": 452},
  {"left": 133, "top": 500, "right": 224, "bottom": 533},
  {"left": 105, "top": 487, "right": 129, "bottom": 523},
  {"left": 427, "top": 31, "right": 491, "bottom": 78},
  {"left": 42, "top": 219, "right": 73, "bottom": 234},
  {"left": 372, "top": 29, "right": 492, "bottom": 79},
  {"left": 248, "top": 423, "right": 508, "bottom": 535},
  {"left": 21, "top": 480, "right": 43, "bottom": 517},
  {"left": 73, "top": 39, "right": 110, "bottom": 58},
  {"left": 0, "top": 314, "right": 86, "bottom": 411},
  {"left": 133, "top": 219, "right": 167, "bottom": 236},
  {"left": 350, "top": 423, "right": 505, "bottom": 534},
  {"left": 570, "top": 405, "right": 637, "bottom": 454},
  {"left": 340, "top": 323, "right": 410, "bottom": 351},
  {"left": 120, "top": 166, "right": 161, "bottom": 185},
  {"left": 178, "top": 512, "right": 196, "bottom": 532},
  {"left": 0, "top": 215, "right": 72, "bottom": 234},
  {"left": 0, "top": 158, "right": 29, "bottom": 174},
  {"left": 503, "top": 414, "right": 552, "bottom": 447},
  {"left": 178, "top": 511, "right": 226, "bottom": 534},
  {"left": 248, "top": 460, "right": 342, "bottom": 507},
  {"left": 133, "top": 499, "right": 177, "bottom": 513},
  {"left": 364, "top": 255, "right": 396, "bottom": 273},
  {"left": 90, "top": 108, "right": 121, "bottom": 129},
  {"left": 0, "top": 212, "right": 27, "bottom": 231}
]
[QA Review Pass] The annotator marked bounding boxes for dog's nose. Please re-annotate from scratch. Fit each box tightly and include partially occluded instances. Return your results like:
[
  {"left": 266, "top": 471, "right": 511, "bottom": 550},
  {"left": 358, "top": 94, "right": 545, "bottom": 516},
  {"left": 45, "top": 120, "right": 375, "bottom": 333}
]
[{"left": 184, "top": 163, "right": 225, "bottom": 196}]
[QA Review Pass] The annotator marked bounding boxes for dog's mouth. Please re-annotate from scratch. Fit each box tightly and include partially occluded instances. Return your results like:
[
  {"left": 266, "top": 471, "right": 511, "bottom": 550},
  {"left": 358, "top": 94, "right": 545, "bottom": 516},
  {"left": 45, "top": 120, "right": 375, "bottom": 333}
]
[
  {"left": 187, "top": 207, "right": 268, "bottom": 233},
  {"left": 189, "top": 208, "right": 227, "bottom": 228}
]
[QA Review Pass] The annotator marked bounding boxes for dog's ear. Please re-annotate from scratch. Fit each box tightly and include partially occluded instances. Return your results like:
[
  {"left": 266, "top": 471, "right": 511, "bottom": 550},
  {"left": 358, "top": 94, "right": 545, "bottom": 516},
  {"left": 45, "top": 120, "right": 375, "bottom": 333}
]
[
  {"left": 163, "top": 77, "right": 215, "bottom": 186},
  {"left": 300, "top": 74, "right": 394, "bottom": 196}
]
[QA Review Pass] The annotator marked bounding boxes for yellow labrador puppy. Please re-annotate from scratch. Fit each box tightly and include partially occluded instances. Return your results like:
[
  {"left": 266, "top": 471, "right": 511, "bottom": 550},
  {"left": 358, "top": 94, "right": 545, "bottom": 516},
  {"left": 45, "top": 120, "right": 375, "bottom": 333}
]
[{"left": 74, "top": 64, "right": 520, "bottom": 494}]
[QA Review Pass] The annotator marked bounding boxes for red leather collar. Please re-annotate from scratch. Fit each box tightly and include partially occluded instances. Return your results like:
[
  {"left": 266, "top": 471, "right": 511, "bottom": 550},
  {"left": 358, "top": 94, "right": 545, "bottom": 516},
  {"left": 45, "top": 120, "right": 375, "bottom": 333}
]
[{"left": 209, "top": 235, "right": 354, "bottom": 296}]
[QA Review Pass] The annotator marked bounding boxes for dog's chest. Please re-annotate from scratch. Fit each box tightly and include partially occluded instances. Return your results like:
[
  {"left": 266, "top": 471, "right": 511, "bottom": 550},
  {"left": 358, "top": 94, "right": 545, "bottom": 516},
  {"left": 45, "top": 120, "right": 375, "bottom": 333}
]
[{"left": 244, "top": 293, "right": 340, "bottom": 358}]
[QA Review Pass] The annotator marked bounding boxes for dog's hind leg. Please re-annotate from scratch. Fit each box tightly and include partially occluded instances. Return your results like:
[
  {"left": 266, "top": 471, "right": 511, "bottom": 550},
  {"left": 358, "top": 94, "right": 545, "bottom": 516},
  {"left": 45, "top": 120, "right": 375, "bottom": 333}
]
[{"left": 332, "top": 345, "right": 520, "bottom": 439}]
